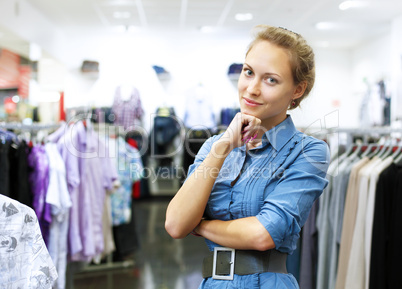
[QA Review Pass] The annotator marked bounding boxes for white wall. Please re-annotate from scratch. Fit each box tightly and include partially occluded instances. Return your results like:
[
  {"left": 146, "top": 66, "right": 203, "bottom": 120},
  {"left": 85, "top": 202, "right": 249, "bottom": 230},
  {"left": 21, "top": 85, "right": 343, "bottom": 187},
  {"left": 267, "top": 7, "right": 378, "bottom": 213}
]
[
  {"left": 62, "top": 29, "right": 359, "bottom": 132},
  {"left": 290, "top": 48, "right": 354, "bottom": 129},
  {"left": 391, "top": 15, "right": 402, "bottom": 122},
  {"left": 64, "top": 30, "right": 251, "bottom": 131}
]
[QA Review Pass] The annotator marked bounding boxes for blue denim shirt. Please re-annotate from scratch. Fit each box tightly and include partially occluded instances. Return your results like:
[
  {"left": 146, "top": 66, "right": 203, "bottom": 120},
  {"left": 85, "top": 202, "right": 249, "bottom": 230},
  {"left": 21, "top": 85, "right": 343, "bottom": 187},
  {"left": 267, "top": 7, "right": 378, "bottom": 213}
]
[{"left": 187, "top": 116, "right": 330, "bottom": 289}]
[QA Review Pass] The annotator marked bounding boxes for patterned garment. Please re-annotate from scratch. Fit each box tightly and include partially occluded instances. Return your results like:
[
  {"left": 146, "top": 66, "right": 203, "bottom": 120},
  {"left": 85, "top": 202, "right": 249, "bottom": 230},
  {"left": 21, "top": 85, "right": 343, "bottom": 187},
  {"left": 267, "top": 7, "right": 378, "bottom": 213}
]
[
  {"left": 110, "top": 137, "right": 144, "bottom": 226},
  {"left": 111, "top": 86, "right": 144, "bottom": 130},
  {"left": 0, "top": 194, "right": 58, "bottom": 288}
]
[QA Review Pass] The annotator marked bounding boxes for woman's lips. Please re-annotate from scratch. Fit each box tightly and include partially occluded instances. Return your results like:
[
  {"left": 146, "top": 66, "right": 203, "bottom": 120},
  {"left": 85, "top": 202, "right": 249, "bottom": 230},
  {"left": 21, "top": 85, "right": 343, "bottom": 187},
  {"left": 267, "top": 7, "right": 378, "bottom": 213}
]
[{"left": 243, "top": 97, "right": 262, "bottom": 107}]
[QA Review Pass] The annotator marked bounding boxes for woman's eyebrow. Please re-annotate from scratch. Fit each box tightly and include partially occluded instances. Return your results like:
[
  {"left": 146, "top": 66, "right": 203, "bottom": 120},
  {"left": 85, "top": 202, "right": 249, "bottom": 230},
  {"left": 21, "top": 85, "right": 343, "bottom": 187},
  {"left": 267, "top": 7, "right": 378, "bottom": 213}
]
[{"left": 244, "top": 62, "right": 281, "bottom": 78}]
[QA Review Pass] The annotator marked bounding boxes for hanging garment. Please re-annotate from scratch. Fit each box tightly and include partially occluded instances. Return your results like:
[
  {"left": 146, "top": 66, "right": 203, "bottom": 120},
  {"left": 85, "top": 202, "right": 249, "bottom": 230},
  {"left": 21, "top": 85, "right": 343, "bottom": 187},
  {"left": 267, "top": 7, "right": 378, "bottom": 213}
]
[
  {"left": 0, "top": 194, "right": 58, "bottom": 288},
  {"left": 45, "top": 142, "right": 72, "bottom": 289},
  {"left": 369, "top": 161, "right": 402, "bottom": 289},
  {"left": 183, "top": 84, "right": 216, "bottom": 129},
  {"left": 363, "top": 156, "right": 393, "bottom": 289},
  {"left": 344, "top": 157, "right": 382, "bottom": 289},
  {"left": 8, "top": 141, "right": 32, "bottom": 207},
  {"left": 48, "top": 123, "right": 81, "bottom": 257},
  {"left": 299, "top": 200, "right": 319, "bottom": 289},
  {"left": 182, "top": 129, "right": 213, "bottom": 182},
  {"left": 111, "top": 85, "right": 144, "bottom": 130},
  {"left": 0, "top": 141, "right": 10, "bottom": 197},
  {"left": 150, "top": 108, "right": 181, "bottom": 157},
  {"left": 110, "top": 136, "right": 143, "bottom": 226},
  {"left": 27, "top": 144, "right": 52, "bottom": 246},
  {"left": 334, "top": 157, "right": 369, "bottom": 289},
  {"left": 69, "top": 124, "right": 118, "bottom": 262}
]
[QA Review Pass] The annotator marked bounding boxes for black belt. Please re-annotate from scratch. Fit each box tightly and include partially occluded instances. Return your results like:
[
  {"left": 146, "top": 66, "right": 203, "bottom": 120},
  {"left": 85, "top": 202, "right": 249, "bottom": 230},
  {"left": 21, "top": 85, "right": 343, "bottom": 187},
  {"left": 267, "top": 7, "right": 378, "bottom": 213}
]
[{"left": 202, "top": 247, "right": 288, "bottom": 280}]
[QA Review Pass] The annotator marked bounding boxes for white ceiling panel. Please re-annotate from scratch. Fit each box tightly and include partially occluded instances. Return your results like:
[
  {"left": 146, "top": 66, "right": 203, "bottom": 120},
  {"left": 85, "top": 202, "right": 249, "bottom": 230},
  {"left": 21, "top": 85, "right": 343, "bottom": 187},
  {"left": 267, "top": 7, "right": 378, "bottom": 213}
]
[{"left": 1, "top": 0, "right": 402, "bottom": 60}]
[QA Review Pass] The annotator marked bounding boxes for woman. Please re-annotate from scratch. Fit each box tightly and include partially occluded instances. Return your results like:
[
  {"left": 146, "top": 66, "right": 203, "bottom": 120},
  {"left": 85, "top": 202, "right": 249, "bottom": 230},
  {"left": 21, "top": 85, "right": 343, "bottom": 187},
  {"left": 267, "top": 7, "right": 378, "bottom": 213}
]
[{"left": 165, "top": 25, "right": 330, "bottom": 288}]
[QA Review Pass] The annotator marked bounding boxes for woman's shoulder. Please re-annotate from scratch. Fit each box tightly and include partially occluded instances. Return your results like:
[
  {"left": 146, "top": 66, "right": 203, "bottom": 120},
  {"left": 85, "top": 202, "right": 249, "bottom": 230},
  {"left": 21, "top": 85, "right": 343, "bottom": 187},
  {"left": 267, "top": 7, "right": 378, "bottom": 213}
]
[
  {"left": 294, "top": 131, "right": 330, "bottom": 161},
  {"left": 295, "top": 130, "right": 328, "bottom": 147}
]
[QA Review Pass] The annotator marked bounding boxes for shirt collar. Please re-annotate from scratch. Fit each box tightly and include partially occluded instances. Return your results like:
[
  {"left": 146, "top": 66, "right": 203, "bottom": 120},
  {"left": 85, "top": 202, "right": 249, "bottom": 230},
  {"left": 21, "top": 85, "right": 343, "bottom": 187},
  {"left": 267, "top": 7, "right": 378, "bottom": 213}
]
[{"left": 263, "top": 115, "right": 298, "bottom": 151}]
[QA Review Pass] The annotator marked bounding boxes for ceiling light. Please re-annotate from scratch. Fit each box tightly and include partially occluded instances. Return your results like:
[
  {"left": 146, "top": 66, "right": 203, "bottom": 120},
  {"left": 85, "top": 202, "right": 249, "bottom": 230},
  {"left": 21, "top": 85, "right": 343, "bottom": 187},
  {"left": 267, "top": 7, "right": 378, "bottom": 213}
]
[
  {"left": 200, "top": 26, "right": 215, "bottom": 33},
  {"left": 235, "top": 13, "right": 253, "bottom": 21},
  {"left": 339, "top": 0, "right": 367, "bottom": 10},
  {"left": 113, "top": 11, "right": 131, "bottom": 19},
  {"left": 127, "top": 25, "right": 139, "bottom": 33},
  {"left": 114, "top": 25, "right": 128, "bottom": 33},
  {"left": 106, "top": 0, "right": 136, "bottom": 7}
]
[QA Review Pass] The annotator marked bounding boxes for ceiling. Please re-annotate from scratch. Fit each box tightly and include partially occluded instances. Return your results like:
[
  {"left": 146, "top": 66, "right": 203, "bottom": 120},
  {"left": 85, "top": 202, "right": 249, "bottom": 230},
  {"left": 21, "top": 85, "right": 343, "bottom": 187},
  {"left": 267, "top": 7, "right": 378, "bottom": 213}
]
[{"left": 1, "top": 0, "right": 402, "bottom": 60}]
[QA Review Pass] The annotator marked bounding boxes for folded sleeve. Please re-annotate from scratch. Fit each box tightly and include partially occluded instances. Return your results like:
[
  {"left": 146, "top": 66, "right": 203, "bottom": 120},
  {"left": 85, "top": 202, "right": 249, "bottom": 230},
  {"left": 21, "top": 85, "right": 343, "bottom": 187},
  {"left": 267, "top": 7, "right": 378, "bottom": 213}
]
[{"left": 256, "top": 138, "right": 330, "bottom": 250}]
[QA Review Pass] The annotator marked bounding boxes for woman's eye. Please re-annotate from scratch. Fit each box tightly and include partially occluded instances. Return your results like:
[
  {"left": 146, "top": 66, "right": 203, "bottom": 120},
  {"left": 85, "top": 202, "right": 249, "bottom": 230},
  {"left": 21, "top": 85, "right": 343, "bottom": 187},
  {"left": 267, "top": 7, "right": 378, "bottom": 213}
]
[
  {"left": 266, "top": 77, "right": 277, "bottom": 84},
  {"left": 244, "top": 69, "right": 253, "bottom": 76}
]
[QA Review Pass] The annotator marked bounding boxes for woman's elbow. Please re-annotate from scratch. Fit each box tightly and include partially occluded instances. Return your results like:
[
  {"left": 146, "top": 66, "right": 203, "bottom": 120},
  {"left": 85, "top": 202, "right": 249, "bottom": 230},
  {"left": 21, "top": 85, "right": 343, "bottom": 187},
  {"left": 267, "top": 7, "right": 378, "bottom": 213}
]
[
  {"left": 165, "top": 219, "right": 187, "bottom": 239},
  {"left": 251, "top": 231, "right": 276, "bottom": 251}
]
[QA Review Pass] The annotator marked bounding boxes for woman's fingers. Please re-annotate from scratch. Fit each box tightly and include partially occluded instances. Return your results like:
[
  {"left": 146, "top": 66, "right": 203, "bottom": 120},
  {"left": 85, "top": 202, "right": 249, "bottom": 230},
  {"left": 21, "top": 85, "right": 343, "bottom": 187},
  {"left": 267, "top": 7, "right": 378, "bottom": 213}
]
[
  {"left": 240, "top": 114, "right": 261, "bottom": 143},
  {"left": 222, "top": 112, "right": 261, "bottom": 148}
]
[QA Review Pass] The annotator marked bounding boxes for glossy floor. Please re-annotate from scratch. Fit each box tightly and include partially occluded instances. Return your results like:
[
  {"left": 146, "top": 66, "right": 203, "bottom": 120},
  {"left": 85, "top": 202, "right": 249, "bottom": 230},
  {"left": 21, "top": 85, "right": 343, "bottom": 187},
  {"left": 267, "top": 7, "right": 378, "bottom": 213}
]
[{"left": 70, "top": 197, "right": 209, "bottom": 289}]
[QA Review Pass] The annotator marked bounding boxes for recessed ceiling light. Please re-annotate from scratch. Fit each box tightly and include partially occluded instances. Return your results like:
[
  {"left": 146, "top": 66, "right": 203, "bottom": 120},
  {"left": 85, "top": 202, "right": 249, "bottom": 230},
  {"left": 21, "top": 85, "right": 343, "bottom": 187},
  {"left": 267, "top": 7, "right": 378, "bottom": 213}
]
[
  {"left": 127, "top": 25, "right": 139, "bottom": 33},
  {"left": 113, "top": 11, "right": 131, "bottom": 19},
  {"left": 199, "top": 26, "right": 215, "bottom": 33},
  {"left": 114, "top": 25, "right": 128, "bottom": 33},
  {"left": 339, "top": 0, "right": 367, "bottom": 10},
  {"left": 235, "top": 13, "right": 253, "bottom": 21}
]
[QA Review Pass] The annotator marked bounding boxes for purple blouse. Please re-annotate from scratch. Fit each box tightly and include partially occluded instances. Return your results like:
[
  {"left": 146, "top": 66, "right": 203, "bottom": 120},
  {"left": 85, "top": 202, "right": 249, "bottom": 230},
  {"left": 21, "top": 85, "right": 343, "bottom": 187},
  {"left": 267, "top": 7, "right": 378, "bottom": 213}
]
[{"left": 27, "top": 145, "right": 52, "bottom": 245}]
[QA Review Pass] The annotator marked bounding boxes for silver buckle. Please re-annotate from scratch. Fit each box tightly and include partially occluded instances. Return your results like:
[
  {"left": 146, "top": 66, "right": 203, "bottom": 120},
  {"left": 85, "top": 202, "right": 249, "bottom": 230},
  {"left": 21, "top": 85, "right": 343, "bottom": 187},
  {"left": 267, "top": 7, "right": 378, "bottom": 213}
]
[{"left": 212, "top": 247, "right": 235, "bottom": 280}]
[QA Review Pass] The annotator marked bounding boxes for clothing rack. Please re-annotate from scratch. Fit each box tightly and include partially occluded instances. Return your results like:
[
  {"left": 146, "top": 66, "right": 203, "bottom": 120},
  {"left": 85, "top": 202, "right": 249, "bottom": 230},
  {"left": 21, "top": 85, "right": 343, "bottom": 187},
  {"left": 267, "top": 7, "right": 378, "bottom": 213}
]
[{"left": 0, "top": 122, "right": 61, "bottom": 131}]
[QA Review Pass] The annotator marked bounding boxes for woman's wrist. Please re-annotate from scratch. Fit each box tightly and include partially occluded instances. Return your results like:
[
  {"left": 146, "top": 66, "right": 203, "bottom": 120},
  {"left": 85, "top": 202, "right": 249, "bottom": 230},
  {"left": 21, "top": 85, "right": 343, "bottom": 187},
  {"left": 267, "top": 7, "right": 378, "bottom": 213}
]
[
  {"left": 211, "top": 139, "right": 232, "bottom": 158},
  {"left": 191, "top": 219, "right": 205, "bottom": 237}
]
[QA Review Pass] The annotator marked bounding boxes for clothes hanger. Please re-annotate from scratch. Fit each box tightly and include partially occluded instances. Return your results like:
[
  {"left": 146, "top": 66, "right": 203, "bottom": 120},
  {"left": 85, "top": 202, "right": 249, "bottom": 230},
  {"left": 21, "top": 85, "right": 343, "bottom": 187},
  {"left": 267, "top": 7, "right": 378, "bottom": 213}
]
[
  {"left": 378, "top": 145, "right": 393, "bottom": 159},
  {"left": 394, "top": 150, "right": 402, "bottom": 165},
  {"left": 389, "top": 145, "right": 402, "bottom": 160},
  {"left": 360, "top": 143, "right": 376, "bottom": 158},
  {"left": 346, "top": 143, "right": 364, "bottom": 161}
]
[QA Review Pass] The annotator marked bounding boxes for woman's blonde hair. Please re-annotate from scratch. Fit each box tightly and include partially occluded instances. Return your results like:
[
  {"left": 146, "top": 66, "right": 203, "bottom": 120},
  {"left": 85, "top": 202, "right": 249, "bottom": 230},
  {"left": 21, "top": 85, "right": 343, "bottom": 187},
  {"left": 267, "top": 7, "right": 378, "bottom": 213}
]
[{"left": 246, "top": 25, "right": 315, "bottom": 110}]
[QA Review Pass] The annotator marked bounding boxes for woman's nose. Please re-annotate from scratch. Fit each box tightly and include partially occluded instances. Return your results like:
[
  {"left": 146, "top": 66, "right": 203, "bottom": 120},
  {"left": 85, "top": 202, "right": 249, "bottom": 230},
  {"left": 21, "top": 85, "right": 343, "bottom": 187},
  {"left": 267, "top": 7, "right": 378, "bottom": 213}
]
[{"left": 246, "top": 78, "right": 261, "bottom": 96}]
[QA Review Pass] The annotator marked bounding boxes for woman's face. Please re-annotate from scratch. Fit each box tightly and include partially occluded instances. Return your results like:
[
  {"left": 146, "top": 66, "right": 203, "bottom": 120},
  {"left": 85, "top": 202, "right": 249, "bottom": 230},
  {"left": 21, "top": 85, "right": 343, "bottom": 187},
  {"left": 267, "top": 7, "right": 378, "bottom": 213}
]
[{"left": 238, "top": 40, "right": 304, "bottom": 129}]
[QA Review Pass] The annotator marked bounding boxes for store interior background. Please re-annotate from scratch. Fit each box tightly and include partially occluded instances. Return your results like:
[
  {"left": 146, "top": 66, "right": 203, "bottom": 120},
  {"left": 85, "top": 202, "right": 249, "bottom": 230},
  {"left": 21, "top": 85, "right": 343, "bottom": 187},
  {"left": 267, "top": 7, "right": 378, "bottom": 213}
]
[
  {"left": 1, "top": 1, "right": 402, "bottom": 288},
  {"left": 1, "top": 0, "right": 402, "bottom": 131}
]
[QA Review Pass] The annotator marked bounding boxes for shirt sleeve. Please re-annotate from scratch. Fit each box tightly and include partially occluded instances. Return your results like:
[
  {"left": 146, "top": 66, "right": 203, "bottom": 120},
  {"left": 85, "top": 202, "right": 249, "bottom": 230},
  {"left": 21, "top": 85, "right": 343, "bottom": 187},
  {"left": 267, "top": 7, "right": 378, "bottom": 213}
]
[{"left": 256, "top": 138, "right": 330, "bottom": 250}]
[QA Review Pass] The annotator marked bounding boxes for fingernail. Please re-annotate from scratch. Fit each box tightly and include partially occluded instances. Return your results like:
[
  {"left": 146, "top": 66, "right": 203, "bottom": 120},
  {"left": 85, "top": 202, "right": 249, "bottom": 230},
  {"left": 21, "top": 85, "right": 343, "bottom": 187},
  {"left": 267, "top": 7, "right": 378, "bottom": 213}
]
[{"left": 250, "top": 134, "right": 257, "bottom": 141}]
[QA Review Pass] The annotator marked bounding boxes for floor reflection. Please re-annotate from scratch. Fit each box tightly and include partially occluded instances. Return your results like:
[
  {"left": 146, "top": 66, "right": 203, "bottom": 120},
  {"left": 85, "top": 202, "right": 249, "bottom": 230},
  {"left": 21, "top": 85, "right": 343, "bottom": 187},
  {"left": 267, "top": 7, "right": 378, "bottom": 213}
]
[{"left": 72, "top": 197, "right": 209, "bottom": 289}]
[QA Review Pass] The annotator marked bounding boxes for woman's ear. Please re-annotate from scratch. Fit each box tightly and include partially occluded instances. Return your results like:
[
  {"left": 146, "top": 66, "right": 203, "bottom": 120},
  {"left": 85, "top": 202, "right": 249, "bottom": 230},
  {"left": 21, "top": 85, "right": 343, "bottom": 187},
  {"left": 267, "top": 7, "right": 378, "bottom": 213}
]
[{"left": 293, "top": 81, "right": 307, "bottom": 99}]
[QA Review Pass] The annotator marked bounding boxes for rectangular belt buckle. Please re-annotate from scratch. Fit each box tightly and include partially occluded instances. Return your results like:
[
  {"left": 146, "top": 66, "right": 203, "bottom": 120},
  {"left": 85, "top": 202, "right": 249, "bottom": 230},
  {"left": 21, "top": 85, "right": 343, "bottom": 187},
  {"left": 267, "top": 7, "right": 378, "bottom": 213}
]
[{"left": 212, "top": 247, "right": 235, "bottom": 280}]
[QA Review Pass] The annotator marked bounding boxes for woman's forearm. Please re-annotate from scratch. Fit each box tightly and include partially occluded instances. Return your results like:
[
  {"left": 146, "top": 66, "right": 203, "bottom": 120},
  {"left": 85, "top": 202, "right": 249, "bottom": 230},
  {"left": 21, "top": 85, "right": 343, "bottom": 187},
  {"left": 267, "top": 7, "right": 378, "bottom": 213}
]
[
  {"left": 196, "top": 217, "right": 276, "bottom": 251},
  {"left": 165, "top": 140, "right": 231, "bottom": 239}
]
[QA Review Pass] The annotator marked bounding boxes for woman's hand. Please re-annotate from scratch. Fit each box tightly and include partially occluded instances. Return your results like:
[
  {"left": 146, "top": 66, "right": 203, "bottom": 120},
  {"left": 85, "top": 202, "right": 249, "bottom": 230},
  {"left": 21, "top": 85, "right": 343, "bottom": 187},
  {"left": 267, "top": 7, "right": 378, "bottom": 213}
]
[{"left": 220, "top": 112, "right": 261, "bottom": 149}]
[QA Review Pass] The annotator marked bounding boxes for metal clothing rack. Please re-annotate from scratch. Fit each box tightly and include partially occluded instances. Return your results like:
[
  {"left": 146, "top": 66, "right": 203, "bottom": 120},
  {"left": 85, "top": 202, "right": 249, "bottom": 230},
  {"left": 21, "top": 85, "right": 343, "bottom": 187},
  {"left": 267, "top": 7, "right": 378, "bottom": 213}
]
[
  {"left": 0, "top": 122, "right": 61, "bottom": 131},
  {"left": 326, "top": 126, "right": 402, "bottom": 147}
]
